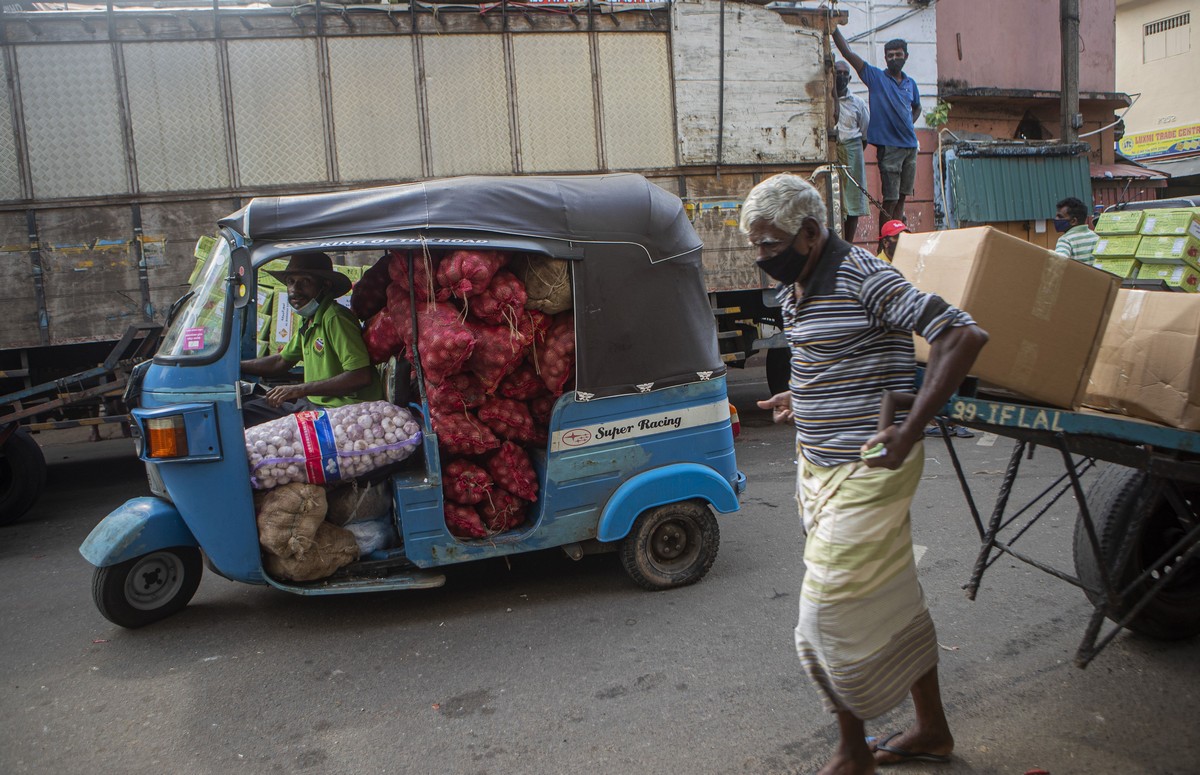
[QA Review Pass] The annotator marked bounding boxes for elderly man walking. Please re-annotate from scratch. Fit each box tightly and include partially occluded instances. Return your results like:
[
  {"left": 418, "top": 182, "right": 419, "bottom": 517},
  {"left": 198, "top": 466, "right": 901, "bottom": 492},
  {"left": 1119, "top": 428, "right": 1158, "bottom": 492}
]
[{"left": 742, "top": 173, "right": 987, "bottom": 775}]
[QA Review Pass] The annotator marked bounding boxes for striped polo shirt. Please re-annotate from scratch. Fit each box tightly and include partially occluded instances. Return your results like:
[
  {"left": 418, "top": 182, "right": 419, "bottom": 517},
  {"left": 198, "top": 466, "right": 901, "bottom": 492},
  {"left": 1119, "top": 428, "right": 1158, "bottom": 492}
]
[
  {"left": 779, "top": 235, "right": 975, "bottom": 467},
  {"left": 1054, "top": 224, "right": 1099, "bottom": 265}
]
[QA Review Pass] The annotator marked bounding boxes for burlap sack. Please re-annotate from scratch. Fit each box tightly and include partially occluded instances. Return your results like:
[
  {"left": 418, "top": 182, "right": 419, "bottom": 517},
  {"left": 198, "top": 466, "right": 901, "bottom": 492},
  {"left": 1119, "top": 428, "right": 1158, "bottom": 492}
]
[
  {"left": 513, "top": 254, "right": 571, "bottom": 315},
  {"left": 254, "top": 483, "right": 327, "bottom": 558},
  {"left": 325, "top": 480, "right": 392, "bottom": 526},
  {"left": 262, "top": 522, "right": 359, "bottom": 582}
]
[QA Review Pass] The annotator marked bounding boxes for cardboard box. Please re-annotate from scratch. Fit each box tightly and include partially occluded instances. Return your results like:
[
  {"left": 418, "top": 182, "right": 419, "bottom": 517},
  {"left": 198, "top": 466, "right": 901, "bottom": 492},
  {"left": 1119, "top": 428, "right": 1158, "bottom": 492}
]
[
  {"left": 1092, "top": 257, "right": 1141, "bottom": 279},
  {"left": 255, "top": 288, "right": 273, "bottom": 341},
  {"left": 272, "top": 290, "right": 298, "bottom": 348},
  {"left": 1139, "top": 209, "right": 1200, "bottom": 239},
  {"left": 1085, "top": 289, "right": 1200, "bottom": 429},
  {"left": 1134, "top": 234, "right": 1200, "bottom": 266},
  {"left": 892, "top": 226, "right": 1120, "bottom": 408},
  {"left": 1093, "top": 234, "right": 1141, "bottom": 259},
  {"left": 1094, "top": 210, "right": 1145, "bottom": 236},
  {"left": 1135, "top": 261, "right": 1200, "bottom": 292}
]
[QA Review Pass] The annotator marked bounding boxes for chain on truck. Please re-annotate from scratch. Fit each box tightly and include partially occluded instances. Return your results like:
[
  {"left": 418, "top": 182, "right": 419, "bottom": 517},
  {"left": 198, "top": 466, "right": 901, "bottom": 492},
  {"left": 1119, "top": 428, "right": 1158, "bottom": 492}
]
[{"left": 0, "top": 0, "right": 845, "bottom": 524}]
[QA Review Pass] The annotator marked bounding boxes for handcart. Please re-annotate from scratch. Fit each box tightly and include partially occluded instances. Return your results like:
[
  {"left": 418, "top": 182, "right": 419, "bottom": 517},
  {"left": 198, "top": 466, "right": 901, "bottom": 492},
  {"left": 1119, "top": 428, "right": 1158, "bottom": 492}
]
[
  {"left": 902, "top": 388, "right": 1200, "bottom": 667},
  {"left": 0, "top": 323, "right": 161, "bottom": 525}
]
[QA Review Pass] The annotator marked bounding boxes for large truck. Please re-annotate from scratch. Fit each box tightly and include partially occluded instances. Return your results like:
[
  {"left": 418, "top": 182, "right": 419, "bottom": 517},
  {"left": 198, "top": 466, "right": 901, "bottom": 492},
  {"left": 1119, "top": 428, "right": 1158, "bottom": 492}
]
[{"left": 0, "top": 0, "right": 839, "bottom": 520}]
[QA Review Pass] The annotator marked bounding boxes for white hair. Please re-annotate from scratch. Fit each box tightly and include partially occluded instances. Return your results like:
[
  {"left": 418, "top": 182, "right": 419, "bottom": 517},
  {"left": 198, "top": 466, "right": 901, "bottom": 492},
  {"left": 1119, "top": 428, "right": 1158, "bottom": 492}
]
[{"left": 739, "top": 174, "right": 828, "bottom": 235}]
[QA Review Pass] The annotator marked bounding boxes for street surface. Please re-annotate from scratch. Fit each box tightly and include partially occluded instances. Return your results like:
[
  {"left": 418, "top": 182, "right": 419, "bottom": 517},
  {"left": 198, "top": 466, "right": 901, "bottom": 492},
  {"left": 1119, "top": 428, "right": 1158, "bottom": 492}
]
[{"left": 2, "top": 365, "right": 1197, "bottom": 775}]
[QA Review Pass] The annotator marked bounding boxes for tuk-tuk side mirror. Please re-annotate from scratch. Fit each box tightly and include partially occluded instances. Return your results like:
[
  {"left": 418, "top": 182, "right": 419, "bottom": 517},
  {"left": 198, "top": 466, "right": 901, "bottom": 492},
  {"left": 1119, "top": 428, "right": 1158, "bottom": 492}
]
[{"left": 230, "top": 244, "right": 252, "bottom": 309}]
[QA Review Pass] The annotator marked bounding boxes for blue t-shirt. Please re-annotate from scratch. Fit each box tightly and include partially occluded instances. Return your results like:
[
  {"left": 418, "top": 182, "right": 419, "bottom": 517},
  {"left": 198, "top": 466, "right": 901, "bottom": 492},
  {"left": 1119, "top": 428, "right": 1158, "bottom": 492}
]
[{"left": 860, "top": 64, "right": 920, "bottom": 148}]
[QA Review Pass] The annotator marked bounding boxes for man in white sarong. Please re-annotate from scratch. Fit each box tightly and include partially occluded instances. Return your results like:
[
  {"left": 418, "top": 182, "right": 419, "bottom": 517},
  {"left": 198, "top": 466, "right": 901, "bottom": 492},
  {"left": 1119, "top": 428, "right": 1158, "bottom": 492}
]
[{"left": 742, "top": 173, "right": 988, "bottom": 775}]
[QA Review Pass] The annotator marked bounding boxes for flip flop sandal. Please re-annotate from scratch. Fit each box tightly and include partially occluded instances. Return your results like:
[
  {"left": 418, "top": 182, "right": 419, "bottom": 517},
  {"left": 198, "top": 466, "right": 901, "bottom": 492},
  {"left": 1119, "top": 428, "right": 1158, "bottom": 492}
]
[{"left": 873, "top": 732, "right": 952, "bottom": 764}]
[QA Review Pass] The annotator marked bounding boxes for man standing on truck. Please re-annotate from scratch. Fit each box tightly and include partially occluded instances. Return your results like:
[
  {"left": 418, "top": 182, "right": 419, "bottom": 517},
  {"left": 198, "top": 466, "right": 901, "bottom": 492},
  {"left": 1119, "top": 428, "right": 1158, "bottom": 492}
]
[
  {"left": 831, "top": 26, "right": 921, "bottom": 226},
  {"left": 742, "top": 173, "right": 987, "bottom": 775},
  {"left": 835, "top": 60, "right": 871, "bottom": 242},
  {"left": 240, "top": 252, "right": 383, "bottom": 426}
]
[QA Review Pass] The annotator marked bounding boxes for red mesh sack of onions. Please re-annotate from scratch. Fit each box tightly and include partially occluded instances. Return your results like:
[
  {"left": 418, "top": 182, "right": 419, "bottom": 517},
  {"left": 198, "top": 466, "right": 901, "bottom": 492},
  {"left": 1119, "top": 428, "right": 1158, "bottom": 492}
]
[
  {"left": 435, "top": 249, "right": 508, "bottom": 301},
  {"left": 529, "top": 395, "right": 556, "bottom": 426},
  {"left": 497, "top": 360, "right": 547, "bottom": 401},
  {"left": 430, "top": 409, "right": 500, "bottom": 456},
  {"left": 350, "top": 258, "right": 392, "bottom": 321},
  {"left": 443, "top": 459, "right": 493, "bottom": 506},
  {"left": 469, "top": 269, "right": 527, "bottom": 326},
  {"left": 387, "top": 249, "right": 438, "bottom": 303},
  {"left": 410, "top": 302, "right": 475, "bottom": 384},
  {"left": 363, "top": 306, "right": 408, "bottom": 365},
  {"left": 465, "top": 320, "right": 530, "bottom": 393},
  {"left": 480, "top": 487, "right": 528, "bottom": 532},
  {"left": 246, "top": 401, "right": 422, "bottom": 490},
  {"left": 444, "top": 501, "right": 488, "bottom": 539},
  {"left": 427, "top": 371, "right": 488, "bottom": 414},
  {"left": 540, "top": 312, "right": 575, "bottom": 395},
  {"left": 478, "top": 398, "right": 540, "bottom": 444},
  {"left": 485, "top": 441, "right": 539, "bottom": 501}
]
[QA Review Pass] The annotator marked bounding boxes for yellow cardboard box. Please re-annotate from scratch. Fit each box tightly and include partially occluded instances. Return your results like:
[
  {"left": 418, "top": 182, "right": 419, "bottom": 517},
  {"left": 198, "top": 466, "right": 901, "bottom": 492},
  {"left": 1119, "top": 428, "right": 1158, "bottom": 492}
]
[
  {"left": 892, "top": 226, "right": 1119, "bottom": 409},
  {"left": 1092, "top": 257, "right": 1141, "bottom": 279},
  {"left": 1093, "top": 234, "right": 1142, "bottom": 259},
  {"left": 1139, "top": 208, "right": 1200, "bottom": 239},
  {"left": 1134, "top": 234, "right": 1200, "bottom": 267},
  {"left": 1094, "top": 210, "right": 1145, "bottom": 236},
  {"left": 1136, "top": 262, "right": 1200, "bottom": 292}
]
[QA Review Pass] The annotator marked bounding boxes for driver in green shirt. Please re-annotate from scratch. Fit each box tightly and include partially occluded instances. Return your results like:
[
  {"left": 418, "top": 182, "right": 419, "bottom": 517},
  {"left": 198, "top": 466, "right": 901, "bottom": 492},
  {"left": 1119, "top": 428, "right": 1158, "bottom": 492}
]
[{"left": 240, "top": 252, "right": 384, "bottom": 426}]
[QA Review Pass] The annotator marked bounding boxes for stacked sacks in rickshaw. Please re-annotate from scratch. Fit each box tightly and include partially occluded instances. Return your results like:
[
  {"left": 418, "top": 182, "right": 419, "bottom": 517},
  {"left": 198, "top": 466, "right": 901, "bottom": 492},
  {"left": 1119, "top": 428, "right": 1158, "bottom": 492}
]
[
  {"left": 352, "top": 248, "right": 575, "bottom": 539},
  {"left": 243, "top": 400, "right": 424, "bottom": 578}
]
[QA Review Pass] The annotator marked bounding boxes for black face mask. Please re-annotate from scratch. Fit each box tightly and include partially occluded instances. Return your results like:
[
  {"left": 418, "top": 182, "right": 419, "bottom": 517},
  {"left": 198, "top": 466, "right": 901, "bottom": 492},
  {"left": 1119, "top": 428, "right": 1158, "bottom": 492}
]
[
  {"left": 835, "top": 74, "right": 851, "bottom": 92},
  {"left": 756, "top": 232, "right": 813, "bottom": 285}
]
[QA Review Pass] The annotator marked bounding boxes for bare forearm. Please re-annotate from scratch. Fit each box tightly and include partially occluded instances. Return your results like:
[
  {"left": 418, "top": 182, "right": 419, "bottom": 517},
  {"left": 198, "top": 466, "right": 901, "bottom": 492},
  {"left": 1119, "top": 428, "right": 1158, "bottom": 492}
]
[
  {"left": 240, "top": 354, "right": 291, "bottom": 377},
  {"left": 898, "top": 325, "right": 989, "bottom": 442},
  {"left": 832, "top": 28, "right": 865, "bottom": 74}
]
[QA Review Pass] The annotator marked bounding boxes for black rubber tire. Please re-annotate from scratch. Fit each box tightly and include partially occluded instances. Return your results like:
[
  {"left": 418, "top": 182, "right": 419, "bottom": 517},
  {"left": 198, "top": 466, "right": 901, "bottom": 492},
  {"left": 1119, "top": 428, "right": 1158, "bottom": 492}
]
[
  {"left": 1073, "top": 466, "right": 1200, "bottom": 641},
  {"left": 92, "top": 546, "right": 203, "bottom": 629},
  {"left": 765, "top": 348, "right": 791, "bottom": 397},
  {"left": 0, "top": 428, "right": 47, "bottom": 527},
  {"left": 619, "top": 500, "right": 720, "bottom": 590}
]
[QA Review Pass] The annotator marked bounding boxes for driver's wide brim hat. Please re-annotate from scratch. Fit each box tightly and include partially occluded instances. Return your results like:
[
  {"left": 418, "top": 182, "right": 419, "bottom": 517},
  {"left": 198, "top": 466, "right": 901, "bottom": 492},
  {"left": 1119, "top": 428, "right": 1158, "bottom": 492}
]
[{"left": 266, "top": 252, "right": 353, "bottom": 298}]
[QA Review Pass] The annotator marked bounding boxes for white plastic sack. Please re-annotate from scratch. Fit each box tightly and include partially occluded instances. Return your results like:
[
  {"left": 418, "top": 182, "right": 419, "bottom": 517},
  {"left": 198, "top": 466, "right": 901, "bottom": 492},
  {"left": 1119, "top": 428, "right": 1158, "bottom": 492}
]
[{"left": 345, "top": 517, "right": 398, "bottom": 556}]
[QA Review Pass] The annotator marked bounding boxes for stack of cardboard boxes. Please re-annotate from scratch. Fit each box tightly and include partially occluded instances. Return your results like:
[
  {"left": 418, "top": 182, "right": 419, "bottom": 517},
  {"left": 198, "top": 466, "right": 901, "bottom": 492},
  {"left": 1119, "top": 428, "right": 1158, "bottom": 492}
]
[
  {"left": 1092, "top": 208, "right": 1200, "bottom": 292},
  {"left": 893, "top": 226, "right": 1200, "bottom": 431}
]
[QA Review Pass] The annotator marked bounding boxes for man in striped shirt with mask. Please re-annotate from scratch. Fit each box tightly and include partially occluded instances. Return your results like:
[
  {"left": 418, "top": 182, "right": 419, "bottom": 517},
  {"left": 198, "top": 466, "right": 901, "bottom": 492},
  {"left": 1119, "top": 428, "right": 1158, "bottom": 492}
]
[{"left": 744, "top": 173, "right": 988, "bottom": 775}]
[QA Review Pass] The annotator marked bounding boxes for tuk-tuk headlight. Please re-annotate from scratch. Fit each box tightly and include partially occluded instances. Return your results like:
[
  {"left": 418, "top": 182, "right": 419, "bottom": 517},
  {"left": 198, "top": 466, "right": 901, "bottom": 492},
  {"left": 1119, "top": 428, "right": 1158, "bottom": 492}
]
[
  {"left": 145, "top": 416, "right": 189, "bottom": 458},
  {"left": 132, "top": 404, "right": 222, "bottom": 463}
]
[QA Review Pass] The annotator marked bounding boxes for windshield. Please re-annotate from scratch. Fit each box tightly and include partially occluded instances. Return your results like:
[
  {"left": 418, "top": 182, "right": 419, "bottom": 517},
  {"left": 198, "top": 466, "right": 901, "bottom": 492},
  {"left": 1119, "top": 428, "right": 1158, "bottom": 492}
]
[{"left": 158, "top": 237, "right": 232, "bottom": 360}]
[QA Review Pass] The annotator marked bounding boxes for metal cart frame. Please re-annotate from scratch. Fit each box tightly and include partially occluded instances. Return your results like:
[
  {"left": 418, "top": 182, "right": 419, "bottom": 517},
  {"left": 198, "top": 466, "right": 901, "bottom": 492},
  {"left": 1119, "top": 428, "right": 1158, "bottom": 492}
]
[{"left": 926, "top": 392, "right": 1200, "bottom": 667}]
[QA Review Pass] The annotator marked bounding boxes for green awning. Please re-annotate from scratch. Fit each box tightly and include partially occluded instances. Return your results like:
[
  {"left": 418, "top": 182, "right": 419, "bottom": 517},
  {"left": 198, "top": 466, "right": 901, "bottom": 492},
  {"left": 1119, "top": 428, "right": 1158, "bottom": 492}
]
[{"left": 948, "top": 154, "right": 1093, "bottom": 223}]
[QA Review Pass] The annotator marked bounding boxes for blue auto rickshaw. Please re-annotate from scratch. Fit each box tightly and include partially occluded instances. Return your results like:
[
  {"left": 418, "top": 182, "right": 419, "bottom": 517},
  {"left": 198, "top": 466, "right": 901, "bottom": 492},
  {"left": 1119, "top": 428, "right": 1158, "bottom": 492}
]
[{"left": 80, "top": 173, "right": 745, "bottom": 628}]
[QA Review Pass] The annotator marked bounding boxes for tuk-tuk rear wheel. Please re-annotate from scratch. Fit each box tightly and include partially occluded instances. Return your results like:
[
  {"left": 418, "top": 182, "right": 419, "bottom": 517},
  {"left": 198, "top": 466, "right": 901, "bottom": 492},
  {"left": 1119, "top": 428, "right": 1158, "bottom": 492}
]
[
  {"left": 92, "top": 546, "right": 203, "bottom": 629},
  {"left": 620, "top": 500, "right": 719, "bottom": 590}
]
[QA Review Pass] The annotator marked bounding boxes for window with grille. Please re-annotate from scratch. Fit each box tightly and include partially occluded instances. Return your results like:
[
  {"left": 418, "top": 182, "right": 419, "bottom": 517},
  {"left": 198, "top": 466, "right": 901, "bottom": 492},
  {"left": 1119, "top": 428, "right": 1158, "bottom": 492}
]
[{"left": 1144, "top": 12, "right": 1190, "bottom": 62}]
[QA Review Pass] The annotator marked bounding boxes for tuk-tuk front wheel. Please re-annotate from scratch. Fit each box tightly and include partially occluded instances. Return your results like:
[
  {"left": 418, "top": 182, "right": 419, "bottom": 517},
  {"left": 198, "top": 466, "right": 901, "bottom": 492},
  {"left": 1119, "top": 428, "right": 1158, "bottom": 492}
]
[
  {"left": 92, "top": 547, "right": 203, "bottom": 629},
  {"left": 620, "top": 500, "right": 719, "bottom": 590}
]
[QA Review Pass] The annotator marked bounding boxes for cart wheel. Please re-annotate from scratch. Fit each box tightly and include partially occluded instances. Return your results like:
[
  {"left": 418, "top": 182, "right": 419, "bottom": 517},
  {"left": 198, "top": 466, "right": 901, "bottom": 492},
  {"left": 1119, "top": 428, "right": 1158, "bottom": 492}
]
[
  {"left": 766, "top": 348, "right": 791, "bottom": 396},
  {"left": 619, "top": 500, "right": 719, "bottom": 590},
  {"left": 1074, "top": 466, "right": 1200, "bottom": 640},
  {"left": 0, "top": 428, "right": 47, "bottom": 526},
  {"left": 92, "top": 547, "right": 203, "bottom": 629}
]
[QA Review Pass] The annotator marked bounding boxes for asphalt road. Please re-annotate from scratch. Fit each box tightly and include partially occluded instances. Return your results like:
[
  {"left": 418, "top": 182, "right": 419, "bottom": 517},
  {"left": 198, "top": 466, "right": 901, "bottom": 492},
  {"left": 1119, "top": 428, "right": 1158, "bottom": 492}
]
[{"left": 2, "top": 367, "right": 1197, "bottom": 775}]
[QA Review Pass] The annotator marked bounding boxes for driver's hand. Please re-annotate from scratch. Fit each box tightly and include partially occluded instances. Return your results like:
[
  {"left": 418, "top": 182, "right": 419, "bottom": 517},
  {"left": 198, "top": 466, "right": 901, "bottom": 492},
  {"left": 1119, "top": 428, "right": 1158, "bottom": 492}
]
[
  {"left": 756, "top": 391, "right": 794, "bottom": 425},
  {"left": 265, "top": 384, "right": 307, "bottom": 408}
]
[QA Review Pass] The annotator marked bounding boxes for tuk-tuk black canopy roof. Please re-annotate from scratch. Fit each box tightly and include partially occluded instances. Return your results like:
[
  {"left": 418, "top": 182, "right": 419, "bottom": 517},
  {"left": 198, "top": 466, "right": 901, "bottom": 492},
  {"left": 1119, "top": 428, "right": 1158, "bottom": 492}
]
[
  {"left": 219, "top": 173, "right": 703, "bottom": 264},
  {"left": 221, "top": 174, "right": 725, "bottom": 401}
]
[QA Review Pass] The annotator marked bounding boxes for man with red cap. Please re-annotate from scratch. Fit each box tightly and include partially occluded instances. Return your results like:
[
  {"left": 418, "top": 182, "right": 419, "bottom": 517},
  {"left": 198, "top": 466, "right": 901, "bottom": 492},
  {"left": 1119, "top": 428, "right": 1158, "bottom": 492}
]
[{"left": 877, "top": 219, "right": 909, "bottom": 263}]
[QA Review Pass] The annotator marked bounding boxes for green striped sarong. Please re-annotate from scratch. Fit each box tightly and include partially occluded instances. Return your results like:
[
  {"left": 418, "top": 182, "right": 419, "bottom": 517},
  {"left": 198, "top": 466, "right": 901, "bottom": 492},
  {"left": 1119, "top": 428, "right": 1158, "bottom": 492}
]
[{"left": 793, "top": 441, "right": 938, "bottom": 719}]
